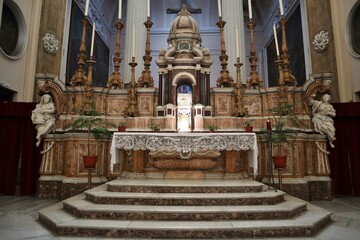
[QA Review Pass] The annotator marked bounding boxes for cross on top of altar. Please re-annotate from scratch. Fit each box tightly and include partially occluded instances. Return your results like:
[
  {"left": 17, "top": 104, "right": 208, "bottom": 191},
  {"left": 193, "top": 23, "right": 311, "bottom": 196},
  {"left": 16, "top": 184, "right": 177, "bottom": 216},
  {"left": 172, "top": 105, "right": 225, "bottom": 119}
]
[{"left": 167, "top": 0, "right": 202, "bottom": 14}]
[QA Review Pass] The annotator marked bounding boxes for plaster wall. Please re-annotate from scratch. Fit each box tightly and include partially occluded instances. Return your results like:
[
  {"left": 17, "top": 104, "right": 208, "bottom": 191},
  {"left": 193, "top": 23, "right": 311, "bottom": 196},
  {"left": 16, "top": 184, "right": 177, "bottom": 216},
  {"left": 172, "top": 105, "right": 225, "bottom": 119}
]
[
  {"left": 0, "top": 0, "right": 42, "bottom": 102},
  {"left": 330, "top": 0, "right": 360, "bottom": 102}
]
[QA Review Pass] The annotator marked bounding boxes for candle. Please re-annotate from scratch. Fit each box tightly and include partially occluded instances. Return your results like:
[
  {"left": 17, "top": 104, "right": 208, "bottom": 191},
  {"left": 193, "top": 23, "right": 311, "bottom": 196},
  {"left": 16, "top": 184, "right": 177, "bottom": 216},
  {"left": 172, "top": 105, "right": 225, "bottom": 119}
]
[
  {"left": 248, "top": 0, "right": 253, "bottom": 19},
  {"left": 132, "top": 24, "right": 136, "bottom": 57},
  {"left": 85, "top": 0, "right": 89, "bottom": 16},
  {"left": 118, "top": 0, "right": 122, "bottom": 19},
  {"left": 147, "top": 0, "right": 150, "bottom": 18},
  {"left": 217, "top": 0, "right": 222, "bottom": 17},
  {"left": 235, "top": 25, "right": 240, "bottom": 58},
  {"left": 266, "top": 119, "right": 272, "bottom": 130},
  {"left": 279, "top": 0, "right": 284, "bottom": 16},
  {"left": 273, "top": 24, "right": 280, "bottom": 56},
  {"left": 90, "top": 22, "right": 95, "bottom": 56}
]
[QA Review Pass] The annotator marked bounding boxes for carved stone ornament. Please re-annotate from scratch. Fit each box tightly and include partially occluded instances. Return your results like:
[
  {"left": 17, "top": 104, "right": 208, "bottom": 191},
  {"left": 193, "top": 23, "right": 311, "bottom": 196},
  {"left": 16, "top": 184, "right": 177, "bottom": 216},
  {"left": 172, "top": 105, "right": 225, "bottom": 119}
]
[
  {"left": 42, "top": 33, "right": 60, "bottom": 54},
  {"left": 110, "top": 132, "right": 259, "bottom": 176},
  {"left": 312, "top": 30, "right": 329, "bottom": 52}
]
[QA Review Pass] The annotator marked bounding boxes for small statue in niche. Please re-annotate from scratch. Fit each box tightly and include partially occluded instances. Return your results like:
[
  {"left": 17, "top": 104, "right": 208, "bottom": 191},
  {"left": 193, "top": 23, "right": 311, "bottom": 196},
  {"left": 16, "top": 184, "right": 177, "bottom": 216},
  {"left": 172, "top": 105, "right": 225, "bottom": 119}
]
[
  {"left": 31, "top": 94, "right": 56, "bottom": 147},
  {"left": 309, "top": 93, "right": 336, "bottom": 148}
]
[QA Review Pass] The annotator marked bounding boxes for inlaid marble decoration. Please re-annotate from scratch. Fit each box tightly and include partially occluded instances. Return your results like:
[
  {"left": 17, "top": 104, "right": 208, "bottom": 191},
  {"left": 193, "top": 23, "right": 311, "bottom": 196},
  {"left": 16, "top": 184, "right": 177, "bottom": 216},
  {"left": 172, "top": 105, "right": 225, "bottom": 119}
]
[
  {"left": 107, "top": 97, "right": 128, "bottom": 115},
  {"left": 243, "top": 96, "right": 261, "bottom": 115},
  {"left": 317, "top": 142, "right": 330, "bottom": 175},
  {"left": 139, "top": 96, "right": 152, "bottom": 115},
  {"left": 216, "top": 96, "right": 230, "bottom": 114}
]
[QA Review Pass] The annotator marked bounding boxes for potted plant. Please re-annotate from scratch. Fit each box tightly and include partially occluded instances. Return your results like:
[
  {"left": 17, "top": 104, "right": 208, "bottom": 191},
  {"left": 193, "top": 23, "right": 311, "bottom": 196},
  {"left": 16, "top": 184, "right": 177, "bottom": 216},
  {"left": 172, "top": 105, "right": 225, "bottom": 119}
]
[
  {"left": 118, "top": 121, "right": 127, "bottom": 132},
  {"left": 64, "top": 103, "right": 115, "bottom": 168},
  {"left": 268, "top": 103, "right": 300, "bottom": 169},
  {"left": 244, "top": 119, "right": 254, "bottom": 132},
  {"left": 149, "top": 123, "right": 160, "bottom": 132},
  {"left": 208, "top": 124, "right": 219, "bottom": 132}
]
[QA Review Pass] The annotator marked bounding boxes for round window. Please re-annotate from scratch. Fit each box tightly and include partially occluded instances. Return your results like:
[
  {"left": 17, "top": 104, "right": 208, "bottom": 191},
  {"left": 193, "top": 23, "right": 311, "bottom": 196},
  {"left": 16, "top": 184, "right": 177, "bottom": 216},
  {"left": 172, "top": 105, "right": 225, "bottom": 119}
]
[
  {"left": 0, "top": 0, "right": 26, "bottom": 59},
  {"left": 348, "top": 1, "right": 360, "bottom": 57},
  {"left": 351, "top": 4, "right": 360, "bottom": 54}
]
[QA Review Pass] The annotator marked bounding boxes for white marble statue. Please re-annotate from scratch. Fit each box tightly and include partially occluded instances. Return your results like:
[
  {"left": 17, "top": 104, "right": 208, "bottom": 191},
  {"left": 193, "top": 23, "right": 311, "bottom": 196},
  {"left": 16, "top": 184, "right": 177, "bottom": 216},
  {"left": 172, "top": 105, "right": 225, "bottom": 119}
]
[
  {"left": 31, "top": 94, "right": 56, "bottom": 147},
  {"left": 309, "top": 93, "right": 336, "bottom": 148}
]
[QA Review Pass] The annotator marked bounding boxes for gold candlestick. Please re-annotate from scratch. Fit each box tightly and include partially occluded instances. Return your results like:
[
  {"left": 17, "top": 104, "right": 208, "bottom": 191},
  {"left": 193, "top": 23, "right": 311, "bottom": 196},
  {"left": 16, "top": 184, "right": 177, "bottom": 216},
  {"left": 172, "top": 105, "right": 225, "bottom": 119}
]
[
  {"left": 107, "top": 19, "right": 124, "bottom": 89},
  {"left": 216, "top": 17, "right": 234, "bottom": 87},
  {"left": 70, "top": 18, "right": 89, "bottom": 86},
  {"left": 83, "top": 56, "right": 95, "bottom": 114},
  {"left": 138, "top": 17, "right": 154, "bottom": 88},
  {"left": 233, "top": 57, "right": 248, "bottom": 117},
  {"left": 279, "top": 16, "right": 296, "bottom": 86},
  {"left": 276, "top": 56, "right": 287, "bottom": 106},
  {"left": 246, "top": 19, "right": 263, "bottom": 89},
  {"left": 124, "top": 57, "right": 138, "bottom": 117}
]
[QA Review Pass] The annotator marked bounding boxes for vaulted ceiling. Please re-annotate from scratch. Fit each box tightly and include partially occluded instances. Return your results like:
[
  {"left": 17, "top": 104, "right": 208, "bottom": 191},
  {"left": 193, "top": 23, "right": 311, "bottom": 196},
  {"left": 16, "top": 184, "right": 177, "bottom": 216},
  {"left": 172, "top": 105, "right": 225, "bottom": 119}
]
[{"left": 90, "top": 0, "right": 280, "bottom": 35}]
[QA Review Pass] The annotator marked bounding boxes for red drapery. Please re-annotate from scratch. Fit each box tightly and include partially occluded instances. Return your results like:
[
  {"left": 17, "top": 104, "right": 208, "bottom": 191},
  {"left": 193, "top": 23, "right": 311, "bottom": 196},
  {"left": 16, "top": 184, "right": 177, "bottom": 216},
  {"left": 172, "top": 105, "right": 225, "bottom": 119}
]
[
  {"left": 0, "top": 102, "right": 42, "bottom": 195},
  {"left": 329, "top": 103, "right": 360, "bottom": 196}
]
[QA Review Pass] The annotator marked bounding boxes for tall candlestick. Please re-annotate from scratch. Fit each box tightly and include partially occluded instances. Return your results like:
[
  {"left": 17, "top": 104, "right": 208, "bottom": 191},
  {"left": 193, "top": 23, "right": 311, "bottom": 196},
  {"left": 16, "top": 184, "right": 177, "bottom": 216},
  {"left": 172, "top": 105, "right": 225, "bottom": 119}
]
[
  {"left": 147, "top": 0, "right": 150, "bottom": 18},
  {"left": 273, "top": 24, "right": 280, "bottom": 56},
  {"left": 90, "top": 22, "right": 95, "bottom": 56},
  {"left": 132, "top": 24, "right": 136, "bottom": 58},
  {"left": 248, "top": 0, "right": 253, "bottom": 19},
  {"left": 235, "top": 25, "right": 240, "bottom": 59},
  {"left": 217, "top": 0, "right": 222, "bottom": 17},
  {"left": 118, "top": 0, "right": 122, "bottom": 19},
  {"left": 279, "top": 0, "right": 284, "bottom": 16},
  {"left": 85, "top": 0, "right": 90, "bottom": 16}
]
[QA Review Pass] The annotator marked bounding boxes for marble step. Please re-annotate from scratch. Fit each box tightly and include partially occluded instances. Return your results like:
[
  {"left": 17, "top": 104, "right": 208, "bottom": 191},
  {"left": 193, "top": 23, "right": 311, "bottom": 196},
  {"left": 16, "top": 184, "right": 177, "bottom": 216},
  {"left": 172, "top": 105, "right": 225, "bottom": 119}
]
[
  {"left": 63, "top": 193, "right": 307, "bottom": 220},
  {"left": 107, "top": 178, "right": 264, "bottom": 193},
  {"left": 38, "top": 201, "right": 331, "bottom": 238},
  {"left": 85, "top": 184, "right": 285, "bottom": 206}
]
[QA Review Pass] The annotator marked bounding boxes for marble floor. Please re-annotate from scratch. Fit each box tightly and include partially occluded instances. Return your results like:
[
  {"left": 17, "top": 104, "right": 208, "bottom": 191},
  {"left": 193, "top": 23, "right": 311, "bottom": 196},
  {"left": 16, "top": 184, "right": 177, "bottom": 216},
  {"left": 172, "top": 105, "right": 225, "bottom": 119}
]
[{"left": 0, "top": 195, "right": 359, "bottom": 240}]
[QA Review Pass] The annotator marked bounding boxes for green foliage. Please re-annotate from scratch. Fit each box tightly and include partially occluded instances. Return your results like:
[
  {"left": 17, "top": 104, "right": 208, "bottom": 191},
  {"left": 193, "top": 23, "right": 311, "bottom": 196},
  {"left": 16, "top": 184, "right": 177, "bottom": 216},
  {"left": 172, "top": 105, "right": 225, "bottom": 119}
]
[
  {"left": 63, "top": 103, "right": 115, "bottom": 155},
  {"left": 149, "top": 123, "right": 160, "bottom": 131},
  {"left": 268, "top": 103, "right": 301, "bottom": 154},
  {"left": 244, "top": 119, "right": 255, "bottom": 127},
  {"left": 118, "top": 121, "right": 127, "bottom": 127},
  {"left": 208, "top": 124, "right": 219, "bottom": 131}
]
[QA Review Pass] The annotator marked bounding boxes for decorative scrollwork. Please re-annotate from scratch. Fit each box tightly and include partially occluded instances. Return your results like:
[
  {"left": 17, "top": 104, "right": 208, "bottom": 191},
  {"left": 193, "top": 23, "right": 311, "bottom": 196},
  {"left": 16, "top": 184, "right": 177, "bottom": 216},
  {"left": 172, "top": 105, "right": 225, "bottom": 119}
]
[
  {"left": 110, "top": 133, "right": 258, "bottom": 176},
  {"left": 42, "top": 33, "right": 60, "bottom": 54},
  {"left": 112, "top": 133, "right": 256, "bottom": 154},
  {"left": 313, "top": 30, "right": 329, "bottom": 52}
]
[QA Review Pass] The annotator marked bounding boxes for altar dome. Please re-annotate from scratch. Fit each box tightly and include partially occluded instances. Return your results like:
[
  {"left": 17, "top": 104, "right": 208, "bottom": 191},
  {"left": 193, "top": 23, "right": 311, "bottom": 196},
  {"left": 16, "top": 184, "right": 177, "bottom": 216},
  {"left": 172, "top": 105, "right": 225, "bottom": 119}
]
[{"left": 168, "top": 7, "right": 202, "bottom": 44}]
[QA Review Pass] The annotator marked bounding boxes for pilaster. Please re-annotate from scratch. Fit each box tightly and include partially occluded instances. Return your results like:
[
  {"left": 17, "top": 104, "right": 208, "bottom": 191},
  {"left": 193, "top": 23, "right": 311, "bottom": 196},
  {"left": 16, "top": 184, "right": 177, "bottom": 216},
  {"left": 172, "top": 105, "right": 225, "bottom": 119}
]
[{"left": 305, "top": 0, "right": 340, "bottom": 101}]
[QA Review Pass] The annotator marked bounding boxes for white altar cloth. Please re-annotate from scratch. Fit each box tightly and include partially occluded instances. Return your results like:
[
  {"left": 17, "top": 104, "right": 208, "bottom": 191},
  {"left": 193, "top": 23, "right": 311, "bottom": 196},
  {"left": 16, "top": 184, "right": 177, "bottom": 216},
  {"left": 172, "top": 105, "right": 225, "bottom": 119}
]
[{"left": 110, "top": 132, "right": 258, "bottom": 177}]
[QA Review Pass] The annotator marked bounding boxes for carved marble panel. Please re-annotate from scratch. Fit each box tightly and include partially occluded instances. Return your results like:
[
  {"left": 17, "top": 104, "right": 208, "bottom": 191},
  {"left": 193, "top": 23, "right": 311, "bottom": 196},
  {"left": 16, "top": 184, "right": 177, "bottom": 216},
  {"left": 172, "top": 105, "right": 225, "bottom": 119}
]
[
  {"left": 138, "top": 96, "right": 153, "bottom": 116},
  {"left": 243, "top": 96, "right": 262, "bottom": 115},
  {"left": 107, "top": 97, "right": 129, "bottom": 115}
]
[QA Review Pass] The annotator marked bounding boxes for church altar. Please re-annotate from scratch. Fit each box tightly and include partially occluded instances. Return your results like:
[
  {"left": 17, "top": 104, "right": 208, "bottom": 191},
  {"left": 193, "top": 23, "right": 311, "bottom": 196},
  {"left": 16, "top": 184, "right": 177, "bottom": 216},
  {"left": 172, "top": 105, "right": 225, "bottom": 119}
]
[
  {"left": 34, "top": 1, "right": 335, "bottom": 201},
  {"left": 110, "top": 132, "right": 258, "bottom": 177}
]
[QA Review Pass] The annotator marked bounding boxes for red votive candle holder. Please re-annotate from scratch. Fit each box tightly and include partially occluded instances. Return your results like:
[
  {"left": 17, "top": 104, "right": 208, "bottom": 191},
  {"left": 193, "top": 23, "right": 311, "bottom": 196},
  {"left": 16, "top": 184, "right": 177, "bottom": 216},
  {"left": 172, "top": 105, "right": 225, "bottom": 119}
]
[{"left": 266, "top": 119, "right": 272, "bottom": 130}]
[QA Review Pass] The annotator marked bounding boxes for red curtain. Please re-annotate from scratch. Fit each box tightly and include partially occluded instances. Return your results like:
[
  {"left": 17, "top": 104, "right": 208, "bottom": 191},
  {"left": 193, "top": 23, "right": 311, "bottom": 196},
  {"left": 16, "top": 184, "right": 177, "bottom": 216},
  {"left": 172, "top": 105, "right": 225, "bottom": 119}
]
[
  {"left": 0, "top": 102, "right": 41, "bottom": 195},
  {"left": 329, "top": 103, "right": 360, "bottom": 196}
]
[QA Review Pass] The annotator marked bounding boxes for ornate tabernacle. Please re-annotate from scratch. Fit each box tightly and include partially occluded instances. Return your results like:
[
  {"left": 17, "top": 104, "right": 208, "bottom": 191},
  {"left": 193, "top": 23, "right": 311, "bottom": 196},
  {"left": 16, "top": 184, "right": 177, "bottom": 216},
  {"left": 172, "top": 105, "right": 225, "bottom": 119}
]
[{"left": 35, "top": 3, "right": 335, "bottom": 202}]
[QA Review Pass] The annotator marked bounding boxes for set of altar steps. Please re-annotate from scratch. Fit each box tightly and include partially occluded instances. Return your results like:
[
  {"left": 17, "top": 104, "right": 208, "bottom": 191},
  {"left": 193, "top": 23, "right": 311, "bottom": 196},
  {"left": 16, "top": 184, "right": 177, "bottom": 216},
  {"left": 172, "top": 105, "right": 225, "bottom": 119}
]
[{"left": 38, "top": 179, "right": 331, "bottom": 238}]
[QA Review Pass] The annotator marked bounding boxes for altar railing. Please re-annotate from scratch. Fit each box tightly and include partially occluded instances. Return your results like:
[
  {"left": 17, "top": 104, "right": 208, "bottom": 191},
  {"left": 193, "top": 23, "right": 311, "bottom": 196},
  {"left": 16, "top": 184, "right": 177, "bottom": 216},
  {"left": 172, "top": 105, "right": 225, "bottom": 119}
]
[{"left": 110, "top": 132, "right": 258, "bottom": 177}]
